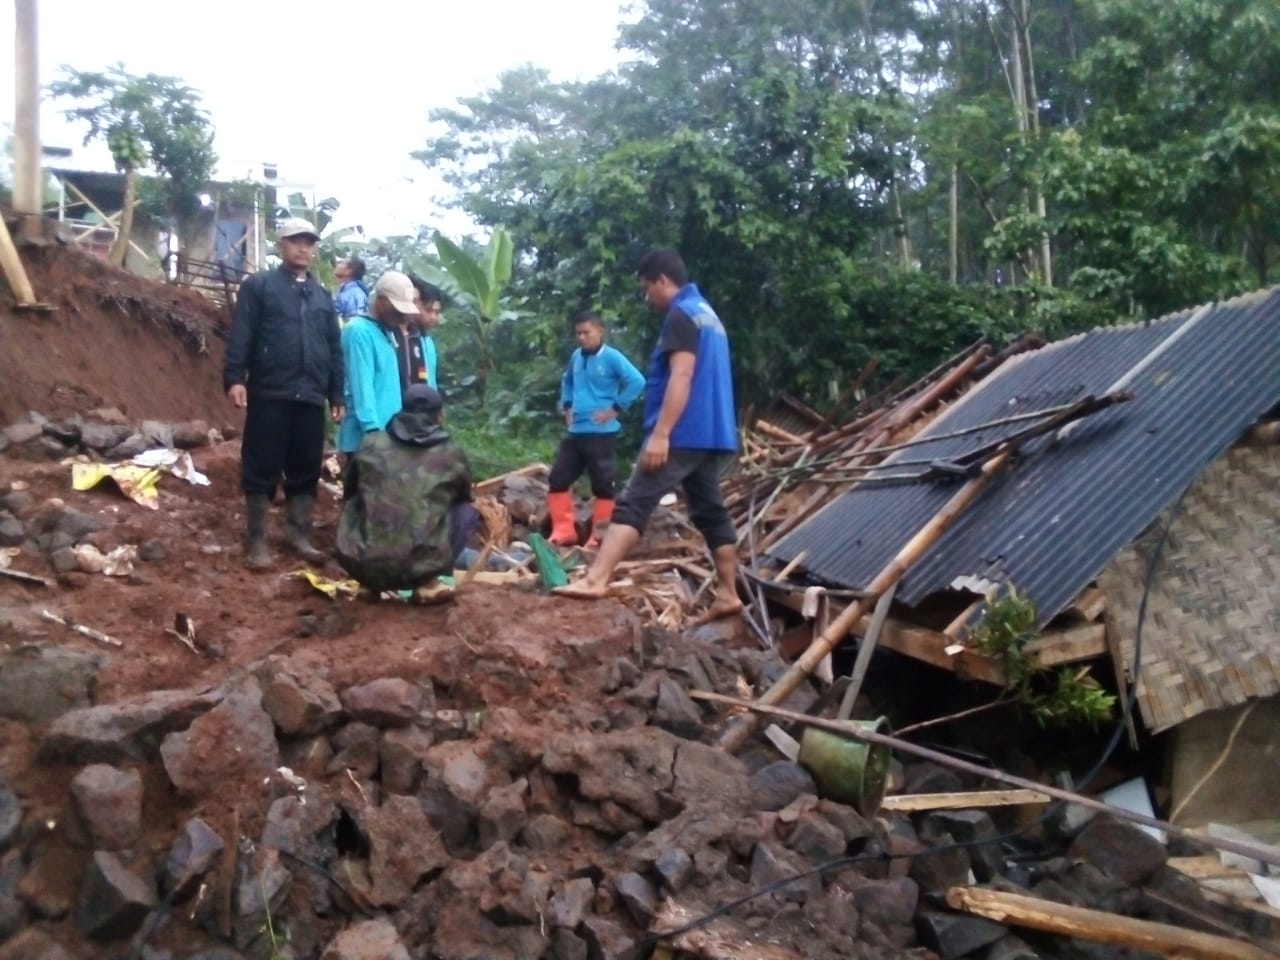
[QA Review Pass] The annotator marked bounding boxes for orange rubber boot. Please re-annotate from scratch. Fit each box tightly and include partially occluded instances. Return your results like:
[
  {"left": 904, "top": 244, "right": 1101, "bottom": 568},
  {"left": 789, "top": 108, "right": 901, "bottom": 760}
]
[
  {"left": 585, "top": 498, "right": 615, "bottom": 548},
  {"left": 546, "top": 490, "right": 579, "bottom": 546}
]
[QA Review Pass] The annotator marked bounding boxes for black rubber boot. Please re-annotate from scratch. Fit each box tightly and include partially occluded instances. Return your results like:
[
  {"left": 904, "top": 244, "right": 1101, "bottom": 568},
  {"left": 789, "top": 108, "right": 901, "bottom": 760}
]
[
  {"left": 245, "top": 494, "right": 274, "bottom": 571},
  {"left": 284, "top": 494, "right": 326, "bottom": 563}
]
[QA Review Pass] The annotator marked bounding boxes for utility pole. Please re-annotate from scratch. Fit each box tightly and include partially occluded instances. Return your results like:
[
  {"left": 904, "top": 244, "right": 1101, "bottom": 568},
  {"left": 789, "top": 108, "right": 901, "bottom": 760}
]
[{"left": 13, "top": 0, "right": 42, "bottom": 219}]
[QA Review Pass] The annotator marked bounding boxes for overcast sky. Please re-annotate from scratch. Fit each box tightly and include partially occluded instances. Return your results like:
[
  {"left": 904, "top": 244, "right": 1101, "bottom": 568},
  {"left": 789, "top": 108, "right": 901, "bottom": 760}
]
[{"left": 1, "top": 0, "right": 632, "bottom": 238}]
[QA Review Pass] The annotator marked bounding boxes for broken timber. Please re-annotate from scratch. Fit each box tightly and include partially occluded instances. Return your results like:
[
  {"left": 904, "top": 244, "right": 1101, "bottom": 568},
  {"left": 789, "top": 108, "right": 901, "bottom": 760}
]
[
  {"left": 720, "top": 392, "right": 1132, "bottom": 753},
  {"left": 945, "top": 886, "right": 1274, "bottom": 960},
  {"left": 880, "top": 789, "right": 1051, "bottom": 812},
  {"left": 694, "top": 690, "right": 1280, "bottom": 870},
  {"left": 770, "top": 591, "right": 1107, "bottom": 684}
]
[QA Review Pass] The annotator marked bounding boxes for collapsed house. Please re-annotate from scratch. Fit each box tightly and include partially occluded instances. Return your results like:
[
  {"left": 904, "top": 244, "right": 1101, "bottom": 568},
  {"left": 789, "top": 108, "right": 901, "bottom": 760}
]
[{"left": 735, "top": 286, "right": 1280, "bottom": 829}]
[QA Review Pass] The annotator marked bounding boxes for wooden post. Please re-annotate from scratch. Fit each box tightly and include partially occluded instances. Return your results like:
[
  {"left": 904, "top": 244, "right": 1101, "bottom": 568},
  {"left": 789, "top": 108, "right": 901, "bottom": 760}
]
[
  {"left": 0, "top": 214, "right": 40, "bottom": 306},
  {"left": 837, "top": 580, "right": 897, "bottom": 719},
  {"left": 945, "top": 886, "right": 1272, "bottom": 960},
  {"left": 718, "top": 447, "right": 1014, "bottom": 753},
  {"left": 12, "top": 0, "right": 41, "bottom": 218}
]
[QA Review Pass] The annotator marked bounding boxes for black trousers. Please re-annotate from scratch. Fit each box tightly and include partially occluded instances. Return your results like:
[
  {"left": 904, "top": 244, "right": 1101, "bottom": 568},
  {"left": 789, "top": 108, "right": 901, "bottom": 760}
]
[
  {"left": 240, "top": 398, "right": 327, "bottom": 498},
  {"left": 548, "top": 433, "right": 618, "bottom": 499},
  {"left": 612, "top": 449, "right": 737, "bottom": 550}
]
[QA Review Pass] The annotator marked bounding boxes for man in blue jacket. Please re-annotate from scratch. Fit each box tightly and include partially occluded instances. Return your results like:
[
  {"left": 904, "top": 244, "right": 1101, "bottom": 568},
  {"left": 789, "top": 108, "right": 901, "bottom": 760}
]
[
  {"left": 337, "top": 271, "right": 423, "bottom": 458},
  {"left": 546, "top": 310, "right": 645, "bottom": 547},
  {"left": 555, "top": 250, "right": 742, "bottom": 624},
  {"left": 224, "top": 218, "right": 344, "bottom": 570}
]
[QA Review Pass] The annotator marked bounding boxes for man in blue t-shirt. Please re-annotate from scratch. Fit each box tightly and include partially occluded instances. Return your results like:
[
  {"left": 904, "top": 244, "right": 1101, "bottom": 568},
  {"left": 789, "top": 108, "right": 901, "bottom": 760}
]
[
  {"left": 546, "top": 310, "right": 645, "bottom": 547},
  {"left": 556, "top": 249, "right": 743, "bottom": 625},
  {"left": 334, "top": 257, "right": 370, "bottom": 323}
]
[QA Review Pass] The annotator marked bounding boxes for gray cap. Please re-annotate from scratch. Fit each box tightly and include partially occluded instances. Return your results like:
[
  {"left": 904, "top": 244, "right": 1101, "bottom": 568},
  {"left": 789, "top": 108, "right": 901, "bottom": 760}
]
[{"left": 277, "top": 217, "right": 321, "bottom": 241}]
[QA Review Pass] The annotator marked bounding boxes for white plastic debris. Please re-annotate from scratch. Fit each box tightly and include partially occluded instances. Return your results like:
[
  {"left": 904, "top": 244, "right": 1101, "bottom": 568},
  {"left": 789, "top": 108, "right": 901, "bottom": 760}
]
[
  {"left": 131, "top": 448, "right": 210, "bottom": 486},
  {"left": 102, "top": 545, "right": 138, "bottom": 577}
]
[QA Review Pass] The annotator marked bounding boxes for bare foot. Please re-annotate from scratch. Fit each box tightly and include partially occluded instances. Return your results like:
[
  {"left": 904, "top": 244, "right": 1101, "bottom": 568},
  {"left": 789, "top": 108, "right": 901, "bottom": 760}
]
[
  {"left": 692, "top": 597, "right": 745, "bottom": 627},
  {"left": 412, "top": 582, "right": 457, "bottom": 606},
  {"left": 552, "top": 580, "right": 612, "bottom": 600}
]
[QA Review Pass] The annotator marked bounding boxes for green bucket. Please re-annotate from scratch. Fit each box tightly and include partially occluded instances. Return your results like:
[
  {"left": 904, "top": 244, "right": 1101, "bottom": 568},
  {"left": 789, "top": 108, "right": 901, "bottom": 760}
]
[{"left": 796, "top": 716, "right": 892, "bottom": 816}]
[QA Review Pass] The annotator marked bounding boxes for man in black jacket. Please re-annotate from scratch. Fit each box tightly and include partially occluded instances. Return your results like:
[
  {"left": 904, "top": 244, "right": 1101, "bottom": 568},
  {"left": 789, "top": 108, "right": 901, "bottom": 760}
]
[{"left": 224, "top": 217, "right": 345, "bottom": 570}]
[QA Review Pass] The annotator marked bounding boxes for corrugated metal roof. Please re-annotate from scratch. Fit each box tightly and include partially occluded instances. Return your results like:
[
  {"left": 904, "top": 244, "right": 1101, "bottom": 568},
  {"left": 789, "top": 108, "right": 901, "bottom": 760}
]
[{"left": 767, "top": 287, "right": 1280, "bottom": 626}]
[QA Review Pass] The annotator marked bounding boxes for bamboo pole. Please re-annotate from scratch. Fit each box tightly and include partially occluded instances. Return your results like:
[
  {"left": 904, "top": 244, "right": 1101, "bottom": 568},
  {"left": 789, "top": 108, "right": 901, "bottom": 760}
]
[
  {"left": 945, "top": 886, "right": 1272, "bottom": 960},
  {"left": 719, "top": 446, "right": 1014, "bottom": 753},
  {"left": 695, "top": 691, "right": 1280, "bottom": 871}
]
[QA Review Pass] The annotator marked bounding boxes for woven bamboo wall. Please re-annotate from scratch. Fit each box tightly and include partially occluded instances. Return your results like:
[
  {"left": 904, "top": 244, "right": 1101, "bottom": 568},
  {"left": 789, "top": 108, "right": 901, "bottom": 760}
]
[{"left": 1101, "top": 445, "right": 1280, "bottom": 733}]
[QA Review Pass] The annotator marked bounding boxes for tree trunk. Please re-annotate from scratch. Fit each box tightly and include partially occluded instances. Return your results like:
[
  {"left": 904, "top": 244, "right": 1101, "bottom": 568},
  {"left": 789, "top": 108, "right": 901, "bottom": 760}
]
[
  {"left": 949, "top": 161, "right": 960, "bottom": 284},
  {"left": 891, "top": 176, "right": 913, "bottom": 270},
  {"left": 109, "top": 166, "right": 137, "bottom": 267},
  {"left": 1020, "top": 0, "right": 1052, "bottom": 286},
  {"left": 948, "top": 0, "right": 962, "bottom": 285}
]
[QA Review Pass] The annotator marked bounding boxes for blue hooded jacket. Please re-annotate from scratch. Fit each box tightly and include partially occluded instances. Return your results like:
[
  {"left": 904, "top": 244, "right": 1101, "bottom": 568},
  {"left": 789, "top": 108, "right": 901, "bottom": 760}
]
[{"left": 338, "top": 314, "right": 402, "bottom": 454}]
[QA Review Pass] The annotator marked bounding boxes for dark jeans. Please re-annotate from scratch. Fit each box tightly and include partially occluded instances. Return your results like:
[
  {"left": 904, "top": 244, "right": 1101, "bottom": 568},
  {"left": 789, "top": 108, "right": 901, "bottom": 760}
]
[
  {"left": 240, "top": 398, "right": 327, "bottom": 498},
  {"left": 450, "top": 502, "right": 480, "bottom": 564},
  {"left": 548, "top": 433, "right": 618, "bottom": 499},
  {"left": 612, "top": 448, "right": 736, "bottom": 550}
]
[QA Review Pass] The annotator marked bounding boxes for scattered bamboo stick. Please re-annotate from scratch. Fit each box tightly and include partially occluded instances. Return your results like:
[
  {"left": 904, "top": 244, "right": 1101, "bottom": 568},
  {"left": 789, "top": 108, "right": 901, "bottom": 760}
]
[
  {"left": 0, "top": 566, "right": 53, "bottom": 588},
  {"left": 473, "top": 462, "right": 548, "bottom": 497},
  {"left": 41, "top": 609, "right": 122, "bottom": 647},
  {"left": 945, "top": 886, "right": 1274, "bottom": 960},
  {"left": 719, "top": 446, "right": 1015, "bottom": 753}
]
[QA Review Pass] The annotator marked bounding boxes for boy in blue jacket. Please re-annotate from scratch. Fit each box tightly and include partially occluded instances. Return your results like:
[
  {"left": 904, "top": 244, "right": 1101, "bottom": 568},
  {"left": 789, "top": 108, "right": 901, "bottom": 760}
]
[{"left": 547, "top": 311, "right": 645, "bottom": 546}]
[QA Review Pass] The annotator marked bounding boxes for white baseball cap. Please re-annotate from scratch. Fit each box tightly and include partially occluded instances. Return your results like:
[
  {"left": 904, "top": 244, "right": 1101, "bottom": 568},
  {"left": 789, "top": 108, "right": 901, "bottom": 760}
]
[
  {"left": 277, "top": 217, "right": 321, "bottom": 241},
  {"left": 374, "top": 271, "right": 420, "bottom": 316}
]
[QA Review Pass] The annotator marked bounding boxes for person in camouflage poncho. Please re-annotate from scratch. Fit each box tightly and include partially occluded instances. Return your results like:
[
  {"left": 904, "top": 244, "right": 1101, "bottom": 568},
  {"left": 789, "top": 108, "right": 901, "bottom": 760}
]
[{"left": 336, "top": 384, "right": 473, "bottom": 600}]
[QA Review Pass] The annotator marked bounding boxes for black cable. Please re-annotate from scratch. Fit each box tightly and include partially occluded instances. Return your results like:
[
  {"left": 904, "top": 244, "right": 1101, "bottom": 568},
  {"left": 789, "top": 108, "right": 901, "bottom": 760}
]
[{"left": 638, "top": 482, "right": 1195, "bottom": 955}]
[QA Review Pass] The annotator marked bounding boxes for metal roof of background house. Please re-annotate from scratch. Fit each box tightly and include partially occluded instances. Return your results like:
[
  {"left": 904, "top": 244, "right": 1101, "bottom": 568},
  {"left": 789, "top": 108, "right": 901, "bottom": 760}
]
[{"left": 766, "top": 286, "right": 1280, "bottom": 627}]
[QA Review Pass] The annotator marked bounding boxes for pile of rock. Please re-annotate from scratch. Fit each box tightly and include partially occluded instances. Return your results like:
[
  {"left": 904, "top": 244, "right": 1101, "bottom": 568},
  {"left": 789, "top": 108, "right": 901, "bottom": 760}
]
[
  {"left": 0, "top": 628, "right": 1260, "bottom": 960},
  {"left": 0, "top": 409, "right": 221, "bottom": 463}
]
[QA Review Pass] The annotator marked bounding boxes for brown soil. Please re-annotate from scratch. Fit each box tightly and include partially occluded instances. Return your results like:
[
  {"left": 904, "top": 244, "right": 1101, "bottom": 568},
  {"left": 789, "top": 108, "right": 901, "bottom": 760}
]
[{"left": 0, "top": 243, "right": 239, "bottom": 427}]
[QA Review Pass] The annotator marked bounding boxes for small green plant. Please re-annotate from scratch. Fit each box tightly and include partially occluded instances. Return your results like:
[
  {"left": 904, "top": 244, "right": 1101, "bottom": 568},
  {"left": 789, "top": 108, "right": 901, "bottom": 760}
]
[
  {"left": 971, "top": 584, "right": 1039, "bottom": 687},
  {"left": 260, "top": 876, "right": 290, "bottom": 960},
  {"left": 971, "top": 585, "right": 1117, "bottom": 730}
]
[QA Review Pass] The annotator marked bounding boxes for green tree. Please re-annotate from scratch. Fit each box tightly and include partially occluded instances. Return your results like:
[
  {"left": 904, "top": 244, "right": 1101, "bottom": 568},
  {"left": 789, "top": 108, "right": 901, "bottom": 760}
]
[{"left": 50, "top": 64, "right": 217, "bottom": 266}]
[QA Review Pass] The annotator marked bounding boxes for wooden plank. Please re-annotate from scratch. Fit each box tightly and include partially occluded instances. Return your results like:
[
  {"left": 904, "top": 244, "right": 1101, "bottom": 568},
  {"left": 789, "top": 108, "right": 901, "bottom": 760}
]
[
  {"left": 764, "top": 588, "right": 1009, "bottom": 684},
  {"left": 472, "top": 462, "right": 548, "bottom": 496},
  {"left": 1169, "top": 857, "right": 1260, "bottom": 881},
  {"left": 1067, "top": 586, "right": 1108, "bottom": 621},
  {"left": 881, "top": 789, "right": 1052, "bottom": 812},
  {"left": 1022, "top": 622, "right": 1107, "bottom": 668},
  {"left": 871, "top": 615, "right": 1009, "bottom": 685},
  {"left": 945, "top": 885, "right": 1273, "bottom": 960},
  {"left": 765, "top": 589, "right": 1103, "bottom": 686}
]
